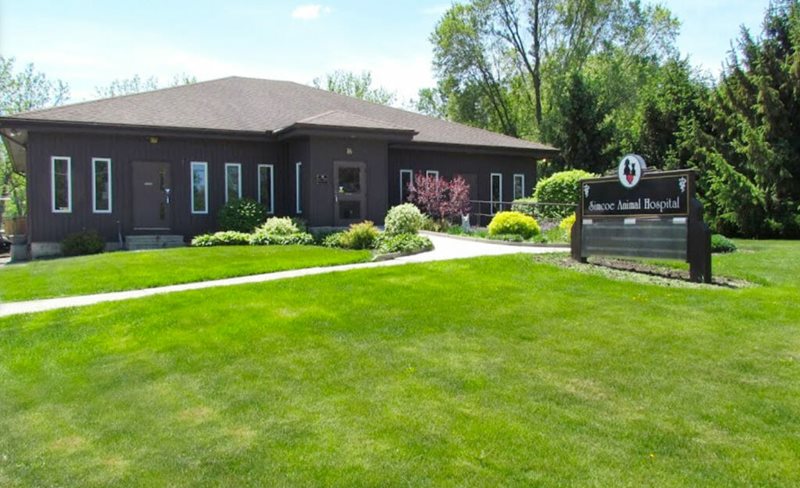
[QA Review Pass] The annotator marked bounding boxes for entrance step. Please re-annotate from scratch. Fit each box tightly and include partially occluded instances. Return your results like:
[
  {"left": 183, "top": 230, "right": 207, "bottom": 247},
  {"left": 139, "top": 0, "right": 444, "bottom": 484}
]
[{"left": 125, "top": 235, "right": 185, "bottom": 251}]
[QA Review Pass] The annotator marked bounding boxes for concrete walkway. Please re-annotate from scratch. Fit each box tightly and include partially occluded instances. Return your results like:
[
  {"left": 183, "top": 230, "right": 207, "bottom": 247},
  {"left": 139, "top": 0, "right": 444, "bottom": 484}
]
[{"left": 0, "top": 234, "right": 566, "bottom": 317}]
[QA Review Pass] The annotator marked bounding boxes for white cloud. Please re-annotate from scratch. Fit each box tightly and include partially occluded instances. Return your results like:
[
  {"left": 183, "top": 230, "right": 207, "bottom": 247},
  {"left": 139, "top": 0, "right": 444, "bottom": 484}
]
[{"left": 291, "top": 4, "right": 332, "bottom": 20}]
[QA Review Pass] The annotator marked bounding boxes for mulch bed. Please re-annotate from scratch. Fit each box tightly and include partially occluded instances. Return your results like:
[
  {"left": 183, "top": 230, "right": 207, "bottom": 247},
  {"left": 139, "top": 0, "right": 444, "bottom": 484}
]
[{"left": 538, "top": 254, "right": 751, "bottom": 289}]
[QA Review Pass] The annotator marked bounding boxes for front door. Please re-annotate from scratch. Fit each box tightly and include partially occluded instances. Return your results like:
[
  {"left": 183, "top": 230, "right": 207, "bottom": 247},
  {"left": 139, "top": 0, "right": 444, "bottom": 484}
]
[
  {"left": 132, "top": 161, "right": 172, "bottom": 230},
  {"left": 333, "top": 161, "right": 367, "bottom": 226}
]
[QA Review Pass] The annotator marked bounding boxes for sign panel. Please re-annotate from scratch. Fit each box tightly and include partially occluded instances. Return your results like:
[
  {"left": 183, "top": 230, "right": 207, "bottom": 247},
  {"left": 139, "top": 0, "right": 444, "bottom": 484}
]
[
  {"left": 581, "top": 172, "right": 690, "bottom": 218},
  {"left": 571, "top": 158, "right": 712, "bottom": 283}
]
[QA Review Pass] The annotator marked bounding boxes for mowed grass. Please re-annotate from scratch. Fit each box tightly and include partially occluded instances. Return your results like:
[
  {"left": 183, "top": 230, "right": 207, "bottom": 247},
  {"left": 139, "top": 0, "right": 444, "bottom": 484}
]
[
  {"left": 0, "top": 241, "right": 798, "bottom": 486},
  {"left": 0, "top": 246, "right": 371, "bottom": 302}
]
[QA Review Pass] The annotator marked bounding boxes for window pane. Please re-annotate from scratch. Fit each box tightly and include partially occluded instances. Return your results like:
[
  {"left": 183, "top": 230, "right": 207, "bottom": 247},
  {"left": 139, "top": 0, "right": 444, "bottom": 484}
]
[
  {"left": 192, "top": 164, "right": 207, "bottom": 213},
  {"left": 491, "top": 174, "right": 502, "bottom": 213},
  {"left": 94, "top": 160, "right": 111, "bottom": 211},
  {"left": 226, "top": 165, "right": 240, "bottom": 201},
  {"left": 400, "top": 171, "right": 412, "bottom": 202},
  {"left": 259, "top": 166, "right": 273, "bottom": 212},
  {"left": 513, "top": 175, "right": 524, "bottom": 200},
  {"left": 53, "top": 158, "right": 70, "bottom": 211},
  {"left": 338, "top": 167, "right": 361, "bottom": 194},
  {"left": 296, "top": 162, "right": 302, "bottom": 214}
]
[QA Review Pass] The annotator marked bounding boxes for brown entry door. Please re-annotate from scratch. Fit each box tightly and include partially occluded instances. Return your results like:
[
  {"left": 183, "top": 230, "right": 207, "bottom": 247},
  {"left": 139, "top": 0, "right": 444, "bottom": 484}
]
[
  {"left": 132, "top": 162, "right": 172, "bottom": 230},
  {"left": 334, "top": 161, "right": 367, "bottom": 226}
]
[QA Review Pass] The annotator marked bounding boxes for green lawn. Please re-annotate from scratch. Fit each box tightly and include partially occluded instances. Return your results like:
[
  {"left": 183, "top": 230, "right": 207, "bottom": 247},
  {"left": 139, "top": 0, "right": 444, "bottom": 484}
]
[
  {"left": 0, "top": 241, "right": 798, "bottom": 486},
  {"left": 0, "top": 246, "right": 371, "bottom": 302}
]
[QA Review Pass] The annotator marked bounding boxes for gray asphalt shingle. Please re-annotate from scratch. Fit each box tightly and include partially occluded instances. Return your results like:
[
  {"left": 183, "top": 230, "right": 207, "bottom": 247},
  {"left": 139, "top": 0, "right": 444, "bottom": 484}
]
[{"left": 7, "top": 76, "right": 556, "bottom": 152}]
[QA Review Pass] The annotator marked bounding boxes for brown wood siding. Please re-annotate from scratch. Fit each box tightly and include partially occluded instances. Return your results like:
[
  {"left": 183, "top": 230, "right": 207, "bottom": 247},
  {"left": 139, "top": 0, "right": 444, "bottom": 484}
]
[
  {"left": 309, "top": 137, "right": 389, "bottom": 226},
  {"left": 388, "top": 148, "right": 537, "bottom": 207},
  {"left": 27, "top": 132, "right": 283, "bottom": 242}
]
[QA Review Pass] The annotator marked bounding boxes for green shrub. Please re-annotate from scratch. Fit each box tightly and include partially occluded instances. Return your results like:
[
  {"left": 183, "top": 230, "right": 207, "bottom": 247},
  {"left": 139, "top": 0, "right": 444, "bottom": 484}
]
[
  {"left": 322, "top": 231, "right": 347, "bottom": 248},
  {"left": 62, "top": 230, "right": 105, "bottom": 257},
  {"left": 510, "top": 198, "right": 537, "bottom": 215},
  {"left": 533, "top": 169, "right": 595, "bottom": 218},
  {"left": 711, "top": 234, "right": 737, "bottom": 253},
  {"left": 191, "top": 231, "right": 251, "bottom": 247},
  {"left": 341, "top": 221, "right": 380, "bottom": 250},
  {"left": 559, "top": 213, "right": 576, "bottom": 233},
  {"left": 487, "top": 211, "right": 541, "bottom": 239},
  {"left": 256, "top": 217, "right": 299, "bottom": 236},
  {"left": 376, "top": 233, "right": 433, "bottom": 254},
  {"left": 217, "top": 198, "right": 267, "bottom": 233},
  {"left": 249, "top": 231, "right": 314, "bottom": 246},
  {"left": 384, "top": 203, "right": 424, "bottom": 235}
]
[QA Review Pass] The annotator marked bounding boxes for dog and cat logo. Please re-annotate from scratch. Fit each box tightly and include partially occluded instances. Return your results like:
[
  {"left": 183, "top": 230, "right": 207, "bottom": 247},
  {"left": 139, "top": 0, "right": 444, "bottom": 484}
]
[{"left": 617, "top": 154, "right": 647, "bottom": 189}]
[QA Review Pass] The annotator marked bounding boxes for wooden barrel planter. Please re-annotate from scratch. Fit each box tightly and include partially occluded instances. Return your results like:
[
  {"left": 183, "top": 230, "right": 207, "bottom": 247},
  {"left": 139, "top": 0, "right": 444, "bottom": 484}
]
[{"left": 2, "top": 216, "right": 27, "bottom": 236}]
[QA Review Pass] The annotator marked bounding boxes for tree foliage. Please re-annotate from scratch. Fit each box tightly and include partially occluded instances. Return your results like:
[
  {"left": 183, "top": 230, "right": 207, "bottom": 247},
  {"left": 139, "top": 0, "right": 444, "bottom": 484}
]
[
  {"left": 312, "top": 70, "right": 397, "bottom": 106},
  {"left": 0, "top": 57, "right": 70, "bottom": 219},
  {"left": 94, "top": 73, "right": 197, "bottom": 98},
  {"left": 408, "top": 173, "right": 472, "bottom": 224},
  {"left": 423, "top": 0, "right": 800, "bottom": 237}
]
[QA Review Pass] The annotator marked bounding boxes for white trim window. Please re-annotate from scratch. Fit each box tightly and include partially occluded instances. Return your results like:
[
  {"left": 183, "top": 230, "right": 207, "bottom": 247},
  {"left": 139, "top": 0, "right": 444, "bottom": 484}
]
[
  {"left": 92, "top": 157, "right": 112, "bottom": 213},
  {"left": 295, "top": 161, "right": 303, "bottom": 214},
  {"left": 399, "top": 169, "right": 413, "bottom": 203},
  {"left": 51, "top": 156, "right": 72, "bottom": 213},
  {"left": 426, "top": 170, "right": 439, "bottom": 180},
  {"left": 224, "top": 162, "right": 242, "bottom": 202},
  {"left": 513, "top": 173, "right": 525, "bottom": 201},
  {"left": 190, "top": 161, "right": 209, "bottom": 214},
  {"left": 258, "top": 164, "right": 275, "bottom": 214},
  {"left": 490, "top": 173, "right": 503, "bottom": 214}
]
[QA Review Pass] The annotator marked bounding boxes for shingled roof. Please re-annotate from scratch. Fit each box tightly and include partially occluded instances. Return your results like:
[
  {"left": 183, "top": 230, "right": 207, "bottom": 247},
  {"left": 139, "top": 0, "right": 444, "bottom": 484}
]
[{"left": 3, "top": 76, "right": 556, "bottom": 153}]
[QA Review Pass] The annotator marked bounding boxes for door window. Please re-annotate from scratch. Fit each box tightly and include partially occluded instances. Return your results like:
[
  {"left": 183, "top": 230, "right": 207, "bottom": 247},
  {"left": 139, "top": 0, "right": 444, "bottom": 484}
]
[{"left": 338, "top": 166, "right": 361, "bottom": 194}]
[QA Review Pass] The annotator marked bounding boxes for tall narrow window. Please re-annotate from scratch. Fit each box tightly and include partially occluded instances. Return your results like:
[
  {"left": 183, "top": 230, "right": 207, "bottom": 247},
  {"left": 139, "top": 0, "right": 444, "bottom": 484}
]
[
  {"left": 490, "top": 173, "right": 503, "bottom": 214},
  {"left": 258, "top": 164, "right": 274, "bottom": 214},
  {"left": 295, "top": 161, "right": 302, "bottom": 214},
  {"left": 225, "top": 163, "right": 242, "bottom": 202},
  {"left": 426, "top": 170, "right": 439, "bottom": 179},
  {"left": 191, "top": 161, "right": 208, "bottom": 214},
  {"left": 51, "top": 156, "right": 72, "bottom": 213},
  {"left": 92, "top": 158, "right": 112, "bottom": 213},
  {"left": 399, "top": 169, "right": 413, "bottom": 203},
  {"left": 513, "top": 174, "right": 525, "bottom": 201}
]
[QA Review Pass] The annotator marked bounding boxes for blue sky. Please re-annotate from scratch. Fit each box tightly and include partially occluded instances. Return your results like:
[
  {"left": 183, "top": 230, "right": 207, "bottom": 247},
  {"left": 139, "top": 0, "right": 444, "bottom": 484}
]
[{"left": 0, "top": 0, "right": 772, "bottom": 104}]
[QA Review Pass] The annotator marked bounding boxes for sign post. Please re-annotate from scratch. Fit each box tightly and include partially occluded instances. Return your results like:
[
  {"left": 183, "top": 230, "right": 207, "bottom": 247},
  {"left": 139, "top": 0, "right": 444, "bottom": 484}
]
[{"left": 571, "top": 156, "right": 712, "bottom": 283}]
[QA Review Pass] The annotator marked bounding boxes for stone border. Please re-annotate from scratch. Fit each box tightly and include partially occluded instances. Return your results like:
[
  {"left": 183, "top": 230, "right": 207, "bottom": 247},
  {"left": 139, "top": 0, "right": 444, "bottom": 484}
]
[{"left": 420, "top": 230, "right": 567, "bottom": 249}]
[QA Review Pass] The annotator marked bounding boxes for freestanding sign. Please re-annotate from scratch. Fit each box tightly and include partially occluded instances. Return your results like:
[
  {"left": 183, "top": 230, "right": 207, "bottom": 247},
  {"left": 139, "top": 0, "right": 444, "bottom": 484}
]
[{"left": 571, "top": 155, "right": 712, "bottom": 283}]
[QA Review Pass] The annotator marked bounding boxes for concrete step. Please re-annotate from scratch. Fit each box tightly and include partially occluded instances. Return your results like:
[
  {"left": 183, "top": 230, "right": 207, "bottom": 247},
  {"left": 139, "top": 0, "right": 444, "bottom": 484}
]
[{"left": 126, "top": 235, "right": 185, "bottom": 251}]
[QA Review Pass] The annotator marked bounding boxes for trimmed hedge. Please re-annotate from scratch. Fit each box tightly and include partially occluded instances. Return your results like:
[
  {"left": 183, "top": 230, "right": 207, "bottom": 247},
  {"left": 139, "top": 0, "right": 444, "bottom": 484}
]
[
  {"left": 384, "top": 203, "right": 424, "bottom": 235},
  {"left": 533, "top": 170, "right": 595, "bottom": 218},
  {"left": 191, "top": 231, "right": 251, "bottom": 247},
  {"left": 217, "top": 198, "right": 268, "bottom": 233},
  {"left": 376, "top": 233, "right": 433, "bottom": 254},
  {"left": 488, "top": 211, "right": 541, "bottom": 239},
  {"left": 257, "top": 217, "right": 300, "bottom": 236},
  {"left": 711, "top": 234, "right": 737, "bottom": 253},
  {"left": 62, "top": 230, "right": 105, "bottom": 257}
]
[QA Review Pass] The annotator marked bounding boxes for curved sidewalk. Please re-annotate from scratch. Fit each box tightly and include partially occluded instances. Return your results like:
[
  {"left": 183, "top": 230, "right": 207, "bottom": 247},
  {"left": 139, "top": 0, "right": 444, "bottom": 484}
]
[{"left": 0, "top": 234, "right": 566, "bottom": 317}]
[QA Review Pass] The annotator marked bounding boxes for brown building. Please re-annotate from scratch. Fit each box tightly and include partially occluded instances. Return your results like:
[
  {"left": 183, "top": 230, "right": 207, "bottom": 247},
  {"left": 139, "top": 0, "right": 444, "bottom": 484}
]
[{"left": 0, "top": 77, "right": 556, "bottom": 257}]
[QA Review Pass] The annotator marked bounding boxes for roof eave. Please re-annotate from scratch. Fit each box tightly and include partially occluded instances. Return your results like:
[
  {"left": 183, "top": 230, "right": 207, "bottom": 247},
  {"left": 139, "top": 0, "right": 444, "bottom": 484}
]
[
  {"left": 390, "top": 140, "right": 559, "bottom": 158},
  {"left": 275, "top": 124, "right": 417, "bottom": 142},
  {"left": 0, "top": 117, "right": 275, "bottom": 141}
]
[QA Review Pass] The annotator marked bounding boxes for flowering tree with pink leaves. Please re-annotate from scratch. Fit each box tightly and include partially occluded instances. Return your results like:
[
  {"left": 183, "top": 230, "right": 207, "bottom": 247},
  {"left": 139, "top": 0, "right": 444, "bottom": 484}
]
[{"left": 408, "top": 173, "right": 472, "bottom": 225}]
